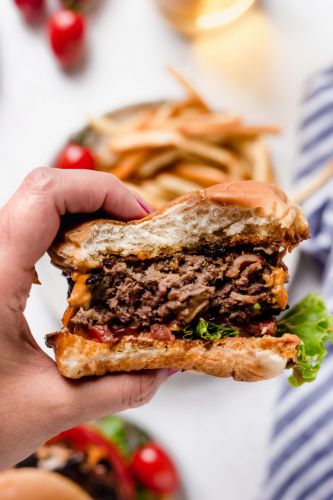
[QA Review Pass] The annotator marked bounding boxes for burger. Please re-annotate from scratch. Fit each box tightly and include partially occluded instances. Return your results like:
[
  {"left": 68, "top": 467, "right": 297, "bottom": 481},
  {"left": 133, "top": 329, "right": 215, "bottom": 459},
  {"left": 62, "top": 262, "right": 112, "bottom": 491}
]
[
  {"left": 15, "top": 425, "right": 134, "bottom": 499},
  {"left": 12, "top": 418, "right": 181, "bottom": 500},
  {"left": 47, "top": 180, "right": 333, "bottom": 385},
  {"left": 0, "top": 469, "right": 91, "bottom": 500}
]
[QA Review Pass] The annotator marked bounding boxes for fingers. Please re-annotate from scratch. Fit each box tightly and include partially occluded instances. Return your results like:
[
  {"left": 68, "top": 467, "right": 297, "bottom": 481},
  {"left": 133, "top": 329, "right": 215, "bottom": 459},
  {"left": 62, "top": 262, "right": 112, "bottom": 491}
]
[
  {"left": 0, "top": 167, "right": 148, "bottom": 274},
  {"left": 48, "top": 369, "right": 169, "bottom": 432}
]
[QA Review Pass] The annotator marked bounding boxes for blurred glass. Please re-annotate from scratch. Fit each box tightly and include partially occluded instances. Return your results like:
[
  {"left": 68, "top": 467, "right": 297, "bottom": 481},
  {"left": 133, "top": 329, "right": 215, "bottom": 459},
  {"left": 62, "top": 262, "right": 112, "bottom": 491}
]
[{"left": 155, "top": 0, "right": 256, "bottom": 36}]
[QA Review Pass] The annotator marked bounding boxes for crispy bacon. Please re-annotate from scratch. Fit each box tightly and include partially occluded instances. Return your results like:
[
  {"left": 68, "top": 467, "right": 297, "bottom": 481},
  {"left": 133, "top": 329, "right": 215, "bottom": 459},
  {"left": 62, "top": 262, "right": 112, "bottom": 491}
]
[
  {"left": 87, "top": 325, "right": 117, "bottom": 343},
  {"left": 149, "top": 324, "right": 175, "bottom": 341}
]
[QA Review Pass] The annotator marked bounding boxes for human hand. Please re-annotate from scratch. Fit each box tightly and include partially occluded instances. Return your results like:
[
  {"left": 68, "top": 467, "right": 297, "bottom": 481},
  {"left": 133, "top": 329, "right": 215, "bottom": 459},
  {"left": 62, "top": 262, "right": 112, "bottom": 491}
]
[{"left": 0, "top": 168, "right": 169, "bottom": 469}]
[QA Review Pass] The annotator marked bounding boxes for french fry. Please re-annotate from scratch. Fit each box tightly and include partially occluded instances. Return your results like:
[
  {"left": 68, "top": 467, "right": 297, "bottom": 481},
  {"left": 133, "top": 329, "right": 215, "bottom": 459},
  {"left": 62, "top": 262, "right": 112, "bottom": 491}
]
[
  {"left": 141, "top": 180, "right": 171, "bottom": 204},
  {"left": 94, "top": 143, "right": 119, "bottom": 171},
  {"left": 150, "top": 102, "right": 177, "bottom": 127},
  {"left": 291, "top": 159, "right": 333, "bottom": 204},
  {"left": 89, "top": 115, "right": 121, "bottom": 135},
  {"left": 167, "top": 66, "right": 210, "bottom": 112},
  {"left": 155, "top": 173, "right": 201, "bottom": 197},
  {"left": 173, "top": 136, "right": 242, "bottom": 175},
  {"left": 172, "top": 162, "right": 229, "bottom": 187},
  {"left": 171, "top": 102, "right": 207, "bottom": 120},
  {"left": 237, "top": 157, "right": 253, "bottom": 180},
  {"left": 180, "top": 124, "right": 279, "bottom": 141},
  {"left": 111, "top": 151, "right": 147, "bottom": 180},
  {"left": 232, "top": 139, "right": 274, "bottom": 183},
  {"left": 167, "top": 99, "right": 201, "bottom": 118},
  {"left": 110, "top": 130, "right": 179, "bottom": 152},
  {"left": 120, "top": 107, "right": 157, "bottom": 132},
  {"left": 124, "top": 182, "right": 163, "bottom": 208},
  {"left": 176, "top": 114, "right": 241, "bottom": 135},
  {"left": 138, "top": 149, "right": 181, "bottom": 178}
]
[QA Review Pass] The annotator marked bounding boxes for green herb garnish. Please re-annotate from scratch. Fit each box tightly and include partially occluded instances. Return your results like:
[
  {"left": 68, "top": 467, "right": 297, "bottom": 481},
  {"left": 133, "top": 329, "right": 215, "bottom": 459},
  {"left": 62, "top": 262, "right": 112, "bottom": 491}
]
[
  {"left": 276, "top": 293, "right": 333, "bottom": 386},
  {"left": 253, "top": 302, "right": 261, "bottom": 312}
]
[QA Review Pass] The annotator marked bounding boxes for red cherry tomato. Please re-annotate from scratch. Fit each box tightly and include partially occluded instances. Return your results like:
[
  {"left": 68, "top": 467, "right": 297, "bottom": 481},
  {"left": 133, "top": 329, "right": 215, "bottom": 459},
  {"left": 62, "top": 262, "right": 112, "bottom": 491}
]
[
  {"left": 131, "top": 443, "right": 180, "bottom": 494},
  {"left": 47, "top": 9, "right": 85, "bottom": 67},
  {"left": 56, "top": 144, "right": 95, "bottom": 170},
  {"left": 14, "top": 0, "right": 44, "bottom": 20}
]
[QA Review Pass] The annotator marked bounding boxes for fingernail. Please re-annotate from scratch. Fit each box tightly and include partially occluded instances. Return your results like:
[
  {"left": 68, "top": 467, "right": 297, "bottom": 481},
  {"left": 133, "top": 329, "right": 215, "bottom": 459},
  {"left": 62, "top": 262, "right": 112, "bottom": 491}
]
[
  {"left": 134, "top": 195, "right": 154, "bottom": 214},
  {"left": 167, "top": 369, "right": 179, "bottom": 377}
]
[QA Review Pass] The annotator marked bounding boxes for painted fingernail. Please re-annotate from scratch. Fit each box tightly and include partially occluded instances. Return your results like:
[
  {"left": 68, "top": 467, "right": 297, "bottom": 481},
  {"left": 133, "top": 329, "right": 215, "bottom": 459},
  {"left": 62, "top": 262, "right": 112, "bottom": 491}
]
[
  {"left": 167, "top": 369, "right": 179, "bottom": 377},
  {"left": 134, "top": 195, "right": 154, "bottom": 214}
]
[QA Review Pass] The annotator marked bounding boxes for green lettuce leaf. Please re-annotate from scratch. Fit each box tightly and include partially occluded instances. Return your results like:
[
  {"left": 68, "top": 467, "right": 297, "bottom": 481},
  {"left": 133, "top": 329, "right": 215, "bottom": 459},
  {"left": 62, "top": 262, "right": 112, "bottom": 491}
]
[
  {"left": 276, "top": 293, "right": 333, "bottom": 386},
  {"left": 183, "top": 317, "right": 240, "bottom": 340}
]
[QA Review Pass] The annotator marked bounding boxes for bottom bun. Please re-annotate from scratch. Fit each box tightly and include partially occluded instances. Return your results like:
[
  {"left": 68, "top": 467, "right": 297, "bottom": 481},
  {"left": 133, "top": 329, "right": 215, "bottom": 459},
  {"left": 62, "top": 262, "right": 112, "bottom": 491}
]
[
  {"left": 0, "top": 469, "right": 91, "bottom": 500},
  {"left": 51, "top": 331, "right": 299, "bottom": 381}
]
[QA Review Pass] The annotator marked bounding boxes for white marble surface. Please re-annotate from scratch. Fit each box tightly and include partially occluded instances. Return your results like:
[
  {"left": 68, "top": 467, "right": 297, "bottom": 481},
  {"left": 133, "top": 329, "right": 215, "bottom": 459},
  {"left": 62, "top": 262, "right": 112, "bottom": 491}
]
[{"left": 0, "top": 1, "right": 332, "bottom": 498}]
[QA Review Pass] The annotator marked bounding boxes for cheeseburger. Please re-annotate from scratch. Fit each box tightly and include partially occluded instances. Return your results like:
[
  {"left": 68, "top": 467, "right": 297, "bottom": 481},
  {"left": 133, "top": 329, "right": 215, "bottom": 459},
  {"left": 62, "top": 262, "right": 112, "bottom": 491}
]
[{"left": 47, "top": 180, "right": 332, "bottom": 385}]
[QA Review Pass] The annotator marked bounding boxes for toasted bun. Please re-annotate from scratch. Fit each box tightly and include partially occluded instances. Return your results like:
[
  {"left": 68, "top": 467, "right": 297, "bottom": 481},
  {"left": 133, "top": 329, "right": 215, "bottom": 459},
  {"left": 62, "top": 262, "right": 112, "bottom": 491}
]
[
  {"left": 0, "top": 468, "right": 91, "bottom": 500},
  {"left": 49, "top": 181, "right": 309, "bottom": 270},
  {"left": 49, "top": 331, "right": 299, "bottom": 381}
]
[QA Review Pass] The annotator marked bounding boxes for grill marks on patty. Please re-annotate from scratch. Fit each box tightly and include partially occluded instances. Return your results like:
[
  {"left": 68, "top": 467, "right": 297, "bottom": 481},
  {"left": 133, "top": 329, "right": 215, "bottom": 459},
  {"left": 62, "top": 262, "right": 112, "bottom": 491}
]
[{"left": 69, "top": 249, "right": 288, "bottom": 335}]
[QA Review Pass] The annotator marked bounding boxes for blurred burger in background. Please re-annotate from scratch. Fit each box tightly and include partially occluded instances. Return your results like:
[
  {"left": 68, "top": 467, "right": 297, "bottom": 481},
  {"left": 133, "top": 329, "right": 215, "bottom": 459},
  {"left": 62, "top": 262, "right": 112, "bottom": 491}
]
[
  {"left": 0, "top": 417, "right": 182, "bottom": 500},
  {"left": 0, "top": 469, "right": 91, "bottom": 500}
]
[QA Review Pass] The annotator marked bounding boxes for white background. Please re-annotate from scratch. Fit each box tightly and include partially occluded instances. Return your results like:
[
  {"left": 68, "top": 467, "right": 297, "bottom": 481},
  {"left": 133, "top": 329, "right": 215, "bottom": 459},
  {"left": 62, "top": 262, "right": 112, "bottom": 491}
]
[{"left": 0, "top": 1, "right": 331, "bottom": 498}]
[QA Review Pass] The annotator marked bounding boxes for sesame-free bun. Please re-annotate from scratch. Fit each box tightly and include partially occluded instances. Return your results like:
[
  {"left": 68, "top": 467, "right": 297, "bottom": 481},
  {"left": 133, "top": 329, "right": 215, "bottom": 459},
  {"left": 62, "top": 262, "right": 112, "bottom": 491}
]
[
  {"left": 49, "top": 330, "right": 299, "bottom": 381},
  {"left": 0, "top": 468, "right": 91, "bottom": 500},
  {"left": 49, "top": 180, "right": 309, "bottom": 271}
]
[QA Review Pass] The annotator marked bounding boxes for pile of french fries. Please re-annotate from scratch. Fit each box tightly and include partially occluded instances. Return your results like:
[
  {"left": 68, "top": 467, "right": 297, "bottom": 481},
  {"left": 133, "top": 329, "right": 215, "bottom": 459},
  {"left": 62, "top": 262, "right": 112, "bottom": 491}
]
[{"left": 88, "top": 67, "right": 279, "bottom": 207}]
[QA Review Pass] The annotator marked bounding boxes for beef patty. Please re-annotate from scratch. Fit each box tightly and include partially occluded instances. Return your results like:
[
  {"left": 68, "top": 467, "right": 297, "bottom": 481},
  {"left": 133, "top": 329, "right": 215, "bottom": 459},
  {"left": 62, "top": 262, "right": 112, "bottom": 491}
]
[{"left": 69, "top": 247, "right": 288, "bottom": 336}]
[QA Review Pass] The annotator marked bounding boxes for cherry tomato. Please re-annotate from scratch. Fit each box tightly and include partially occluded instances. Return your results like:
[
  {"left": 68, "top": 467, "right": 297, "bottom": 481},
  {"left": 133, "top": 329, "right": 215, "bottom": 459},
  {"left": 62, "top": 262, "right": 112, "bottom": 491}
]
[
  {"left": 56, "top": 144, "right": 95, "bottom": 170},
  {"left": 47, "top": 9, "right": 85, "bottom": 67},
  {"left": 131, "top": 443, "right": 180, "bottom": 494},
  {"left": 14, "top": 0, "right": 44, "bottom": 21}
]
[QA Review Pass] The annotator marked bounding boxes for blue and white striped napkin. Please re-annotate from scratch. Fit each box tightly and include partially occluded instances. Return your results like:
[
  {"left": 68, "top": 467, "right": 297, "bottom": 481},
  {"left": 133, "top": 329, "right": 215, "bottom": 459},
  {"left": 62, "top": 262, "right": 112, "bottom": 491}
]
[{"left": 259, "top": 66, "right": 333, "bottom": 500}]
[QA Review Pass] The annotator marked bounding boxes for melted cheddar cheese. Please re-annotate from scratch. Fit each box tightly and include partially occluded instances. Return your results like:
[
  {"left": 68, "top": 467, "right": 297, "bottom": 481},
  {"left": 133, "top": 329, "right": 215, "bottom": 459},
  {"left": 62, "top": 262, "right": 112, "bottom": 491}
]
[
  {"left": 264, "top": 267, "right": 288, "bottom": 309},
  {"left": 68, "top": 273, "right": 92, "bottom": 309}
]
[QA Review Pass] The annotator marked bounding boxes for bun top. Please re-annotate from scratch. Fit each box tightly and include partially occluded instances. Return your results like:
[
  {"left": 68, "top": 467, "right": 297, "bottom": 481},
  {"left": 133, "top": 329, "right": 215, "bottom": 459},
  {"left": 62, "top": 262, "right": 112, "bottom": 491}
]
[
  {"left": 205, "top": 181, "right": 287, "bottom": 217},
  {"left": 49, "top": 180, "right": 309, "bottom": 271},
  {"left": 0, "top": 469, "right": 91, "bottom": 500}
]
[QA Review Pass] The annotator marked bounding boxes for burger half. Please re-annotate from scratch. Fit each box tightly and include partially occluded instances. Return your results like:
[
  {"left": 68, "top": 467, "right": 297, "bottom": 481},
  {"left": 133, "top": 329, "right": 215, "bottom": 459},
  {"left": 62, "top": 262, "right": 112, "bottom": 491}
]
[{"left": 47, "top": 180, "right": 333, "bottom": 385}]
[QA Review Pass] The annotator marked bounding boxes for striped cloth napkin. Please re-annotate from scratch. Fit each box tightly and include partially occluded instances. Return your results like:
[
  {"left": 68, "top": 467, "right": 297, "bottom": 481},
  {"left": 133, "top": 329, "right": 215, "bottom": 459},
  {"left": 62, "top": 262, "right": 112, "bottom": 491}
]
[{"left": 259, "top": 66, "right": 333, "bottom": 500}]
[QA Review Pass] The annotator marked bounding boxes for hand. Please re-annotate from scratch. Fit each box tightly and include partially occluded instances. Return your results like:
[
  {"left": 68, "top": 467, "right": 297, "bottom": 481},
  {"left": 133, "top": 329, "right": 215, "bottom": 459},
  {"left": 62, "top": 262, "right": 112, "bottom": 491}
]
[{"left": 0, "top": 168, "right": 169, "bottom": 469}]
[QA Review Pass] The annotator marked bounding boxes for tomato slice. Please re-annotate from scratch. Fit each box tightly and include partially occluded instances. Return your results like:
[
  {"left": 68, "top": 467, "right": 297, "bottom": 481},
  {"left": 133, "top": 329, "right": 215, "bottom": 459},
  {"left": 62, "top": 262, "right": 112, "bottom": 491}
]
[
  {"left": 130, "top": 442, "right": 180, "bottom": 494},
  {"left": 48, "top": 425, "right": 135, "bottom": 499}
]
